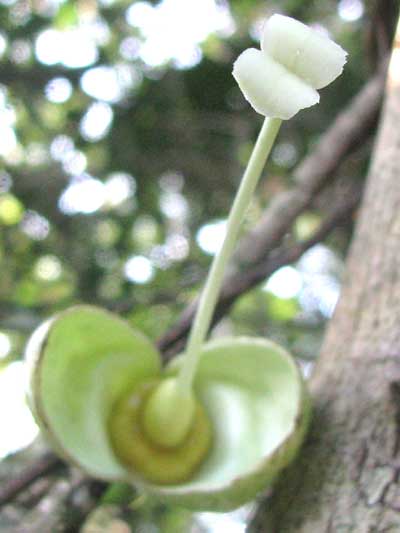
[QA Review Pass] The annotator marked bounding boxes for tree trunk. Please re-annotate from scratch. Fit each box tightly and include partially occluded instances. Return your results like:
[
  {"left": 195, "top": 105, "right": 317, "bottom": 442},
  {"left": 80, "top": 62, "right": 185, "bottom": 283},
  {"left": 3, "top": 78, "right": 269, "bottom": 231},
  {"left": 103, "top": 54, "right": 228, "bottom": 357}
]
[{"left": 250, "top": 21, "right": 400, "bottom": 533}]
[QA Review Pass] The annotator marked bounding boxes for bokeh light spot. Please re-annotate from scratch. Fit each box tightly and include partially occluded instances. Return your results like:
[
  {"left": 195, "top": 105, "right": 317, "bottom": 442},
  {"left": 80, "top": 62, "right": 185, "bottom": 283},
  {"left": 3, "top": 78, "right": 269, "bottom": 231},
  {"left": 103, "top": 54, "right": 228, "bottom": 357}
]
[
  {"left": 264, "top": 266, "right": 303, "bottom": 300},
  {"left": 124, "top": 255, "right": 154, "bottom": 284},
  {"left": 196, "top": 219, "right": 227, "bottom": 255},
  {"left": 20, "top": 211, "right": 50, "bottom": 240},
  {"left": 338, "top": 0, "right": 364, "bottom": 22},
  {"left": 35, "top": 255, "right": 62, "bottom": 282},
  {"left": 59, "top": 175, "right": 105, "bottom": 215},
  {"left": 0, "top": 333, "right": 11, "bottom": 359},
  {"left": 35, "top": 28, "right": 98, "bottom": 68},
  {"left": 0, "top": 194, "right": 23, "bottom": 225},
  {"left": 80, "top": 102, "right": 113, "bottom": 141},
  {"left": 0, "top": 362, "right": 39, "bottom": 459},
  {"left": 126, "top": 0, "right": 234, "bottom": 69},
  {"left": 45, "top": 77, "right": 73, "bottom": 103}
]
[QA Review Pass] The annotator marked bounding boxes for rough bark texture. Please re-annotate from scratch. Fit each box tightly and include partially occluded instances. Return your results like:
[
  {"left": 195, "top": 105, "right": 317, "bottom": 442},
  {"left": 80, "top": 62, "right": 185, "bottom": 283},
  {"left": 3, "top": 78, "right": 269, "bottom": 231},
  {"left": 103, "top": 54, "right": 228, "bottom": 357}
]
[{"left": 250, "top": 27, "right": 400, "bottom": 533}]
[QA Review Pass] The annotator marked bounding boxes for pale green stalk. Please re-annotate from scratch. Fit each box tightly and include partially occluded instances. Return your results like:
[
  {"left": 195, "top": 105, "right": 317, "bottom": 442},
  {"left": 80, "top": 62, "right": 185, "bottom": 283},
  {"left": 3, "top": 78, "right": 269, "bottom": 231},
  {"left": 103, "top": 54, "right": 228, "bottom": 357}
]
[{"left": 177, "top": 117, "right": 282, "bottom": 393}]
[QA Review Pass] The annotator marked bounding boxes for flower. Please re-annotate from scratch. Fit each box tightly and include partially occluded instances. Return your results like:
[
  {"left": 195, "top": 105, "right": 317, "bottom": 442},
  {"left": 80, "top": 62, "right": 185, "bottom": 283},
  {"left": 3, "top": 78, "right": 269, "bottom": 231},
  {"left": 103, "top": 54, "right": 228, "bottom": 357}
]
[
  {"left": 24, "top": 14, "right": 346, "bottom": 512},
  {"left": 25, "top": 306, "right": 310, "bottom": 511}
]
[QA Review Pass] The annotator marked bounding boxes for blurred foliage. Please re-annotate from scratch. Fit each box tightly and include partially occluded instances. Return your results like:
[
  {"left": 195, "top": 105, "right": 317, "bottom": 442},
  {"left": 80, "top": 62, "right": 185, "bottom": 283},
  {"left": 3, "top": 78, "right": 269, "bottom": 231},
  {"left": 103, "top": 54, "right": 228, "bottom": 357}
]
[
  {"left": 0, "top": 0, "right": 384, "bottom": 527},
  {"left": 0, "top": 0, "right": 369, "bottom": 339}
]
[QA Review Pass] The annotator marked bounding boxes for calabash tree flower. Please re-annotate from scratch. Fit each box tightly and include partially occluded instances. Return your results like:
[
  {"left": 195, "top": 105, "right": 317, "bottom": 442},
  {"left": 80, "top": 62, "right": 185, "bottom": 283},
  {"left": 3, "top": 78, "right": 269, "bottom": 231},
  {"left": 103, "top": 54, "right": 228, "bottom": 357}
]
[{"left": 25, "top": 14, "right": 346, "bottom": 512}]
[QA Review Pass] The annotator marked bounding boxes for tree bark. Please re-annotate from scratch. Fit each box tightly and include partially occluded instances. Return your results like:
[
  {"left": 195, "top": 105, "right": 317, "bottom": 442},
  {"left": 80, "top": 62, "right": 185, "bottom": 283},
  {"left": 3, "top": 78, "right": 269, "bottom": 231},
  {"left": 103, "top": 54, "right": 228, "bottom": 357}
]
[{"left": 250, "top": 20, "right": 400, "bottom": 533}]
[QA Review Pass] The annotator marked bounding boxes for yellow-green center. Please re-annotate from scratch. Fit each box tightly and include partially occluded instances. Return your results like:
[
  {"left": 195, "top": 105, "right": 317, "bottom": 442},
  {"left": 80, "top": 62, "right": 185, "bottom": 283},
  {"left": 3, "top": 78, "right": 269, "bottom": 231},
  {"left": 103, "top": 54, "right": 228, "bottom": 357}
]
[
  {"left": 142, "top": 378, "right": 196, "bottom": 448},
  {"left": 108, "top": 378, "right": 212, "bottom": 484}
]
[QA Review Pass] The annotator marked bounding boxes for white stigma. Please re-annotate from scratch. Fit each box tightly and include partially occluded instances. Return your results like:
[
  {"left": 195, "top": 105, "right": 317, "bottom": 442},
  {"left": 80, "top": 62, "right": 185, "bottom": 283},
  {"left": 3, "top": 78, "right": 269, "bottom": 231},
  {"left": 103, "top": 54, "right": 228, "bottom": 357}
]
[{"left": 233, "top": 14, "right": 347, "bottom": 119}]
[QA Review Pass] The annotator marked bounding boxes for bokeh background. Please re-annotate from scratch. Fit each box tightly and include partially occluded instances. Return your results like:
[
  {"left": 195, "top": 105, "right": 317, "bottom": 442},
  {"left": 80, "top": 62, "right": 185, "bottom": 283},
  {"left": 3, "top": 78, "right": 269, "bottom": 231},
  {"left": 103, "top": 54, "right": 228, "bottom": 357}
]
[{"left": 0, "top": 0, "right": 386, "bottom": 530}]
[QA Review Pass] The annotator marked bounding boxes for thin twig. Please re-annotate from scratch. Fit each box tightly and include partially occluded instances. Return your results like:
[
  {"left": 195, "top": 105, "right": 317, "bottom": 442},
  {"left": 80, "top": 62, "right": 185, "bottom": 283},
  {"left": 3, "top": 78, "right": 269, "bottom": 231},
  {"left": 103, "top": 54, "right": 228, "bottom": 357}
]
[
  {"left": 0, "top": 452, "right": 62, "bottom": 508},
  {"left": 216, "top": 191, "right": 361, "bottom": 317}
]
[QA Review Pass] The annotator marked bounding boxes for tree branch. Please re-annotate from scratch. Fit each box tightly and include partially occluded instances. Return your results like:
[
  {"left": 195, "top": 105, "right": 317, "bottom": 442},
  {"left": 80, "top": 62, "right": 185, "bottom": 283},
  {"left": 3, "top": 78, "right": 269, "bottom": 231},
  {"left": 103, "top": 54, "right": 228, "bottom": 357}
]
[
  {"left": 159, "top": 187, "right": 361, "bottom": 359},
  {"left": 0, "top": 452, "right": 62, "bottom": 508},
  {"left": 0, "top": 61, "right": 92, "bottom": 89}
]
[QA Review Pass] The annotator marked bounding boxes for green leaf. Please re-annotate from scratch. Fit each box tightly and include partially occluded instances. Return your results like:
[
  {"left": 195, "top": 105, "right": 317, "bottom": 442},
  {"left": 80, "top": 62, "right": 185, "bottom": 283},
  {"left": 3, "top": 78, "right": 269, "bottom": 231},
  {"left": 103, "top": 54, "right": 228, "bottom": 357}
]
[
  {"left": 0, "top": 194, "right": 24, "bottom": 225},
  {"left": 101, "top": 482, "right": 135, "bottom": 505},
  {"left": 267, "top": 292, "right": 299, "bottom": 322},
  {"left": 54, "top": 2, "right": 79, "bottom": 29}
]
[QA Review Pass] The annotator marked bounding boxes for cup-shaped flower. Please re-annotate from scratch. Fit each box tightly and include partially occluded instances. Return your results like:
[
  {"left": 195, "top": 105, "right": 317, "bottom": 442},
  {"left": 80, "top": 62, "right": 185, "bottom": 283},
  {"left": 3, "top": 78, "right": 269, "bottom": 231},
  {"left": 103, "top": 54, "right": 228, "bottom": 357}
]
[
  {"left": 25, "top": 306, "right": 310, "bottom": 511},
  {"left": 233, "top": 14, "right": 347, "bottom": 119}
]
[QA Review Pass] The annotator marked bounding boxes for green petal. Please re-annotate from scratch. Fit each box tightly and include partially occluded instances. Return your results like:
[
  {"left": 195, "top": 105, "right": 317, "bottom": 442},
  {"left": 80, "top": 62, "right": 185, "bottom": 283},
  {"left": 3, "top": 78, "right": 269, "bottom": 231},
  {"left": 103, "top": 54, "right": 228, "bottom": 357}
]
[
  {"left": 148, "top": 337, "right": 310, "bottom": 511},
  {"left": 26, "top": 305, "right": 161, "bottom": 480}
]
